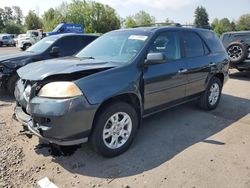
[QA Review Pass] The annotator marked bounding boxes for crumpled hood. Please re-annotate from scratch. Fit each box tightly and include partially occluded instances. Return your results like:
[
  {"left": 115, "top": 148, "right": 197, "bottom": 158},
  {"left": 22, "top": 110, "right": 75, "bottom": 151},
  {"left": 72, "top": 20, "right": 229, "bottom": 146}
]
[
  {"left": 17, "top": 56, "right": 118, "bottom": 81},
  {"left": 0, "top": 52, "right": 37, "bottom": 68}
]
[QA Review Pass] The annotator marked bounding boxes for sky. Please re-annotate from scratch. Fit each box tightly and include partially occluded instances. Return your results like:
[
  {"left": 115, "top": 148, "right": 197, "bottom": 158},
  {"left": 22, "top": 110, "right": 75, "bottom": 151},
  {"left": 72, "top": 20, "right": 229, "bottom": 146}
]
[{"left": 1, "top": 0, "right": 250, "bottom": 24}]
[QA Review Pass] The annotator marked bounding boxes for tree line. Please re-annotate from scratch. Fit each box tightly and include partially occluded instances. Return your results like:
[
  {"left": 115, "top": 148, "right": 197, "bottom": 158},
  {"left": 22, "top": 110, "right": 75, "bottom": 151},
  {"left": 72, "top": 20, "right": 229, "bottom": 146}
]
[{"left": 0, "top": 1, "right": 250, "bottom": 36}]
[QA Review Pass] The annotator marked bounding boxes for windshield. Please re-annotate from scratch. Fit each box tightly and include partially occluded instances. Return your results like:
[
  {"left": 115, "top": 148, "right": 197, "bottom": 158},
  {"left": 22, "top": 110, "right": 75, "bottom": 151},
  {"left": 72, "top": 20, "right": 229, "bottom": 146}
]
[
  {"left": 76, "top": 31, "right": 149, "bottom": 64},
  {"left": 52, "top": 24, "right": 63, "bottom": 32},
  {"left": 26, "top": 35, "right": 59, "bottom": 53}
]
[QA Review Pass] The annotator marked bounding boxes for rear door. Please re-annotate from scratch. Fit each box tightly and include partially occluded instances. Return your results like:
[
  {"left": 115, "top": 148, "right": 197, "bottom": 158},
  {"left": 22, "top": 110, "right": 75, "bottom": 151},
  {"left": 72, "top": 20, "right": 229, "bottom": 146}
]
[
  {"left": 181, "top": 31, "right": 214, "bottom": 96},
  {"left": 143, "top": 31, "right": 188, "bottom": 110}
]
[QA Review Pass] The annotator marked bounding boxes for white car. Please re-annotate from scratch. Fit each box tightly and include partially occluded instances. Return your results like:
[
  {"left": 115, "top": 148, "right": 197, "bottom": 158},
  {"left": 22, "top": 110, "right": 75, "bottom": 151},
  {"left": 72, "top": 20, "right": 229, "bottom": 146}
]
[{"left": 16, "top": 30, "right": 43, "bottom": 50}]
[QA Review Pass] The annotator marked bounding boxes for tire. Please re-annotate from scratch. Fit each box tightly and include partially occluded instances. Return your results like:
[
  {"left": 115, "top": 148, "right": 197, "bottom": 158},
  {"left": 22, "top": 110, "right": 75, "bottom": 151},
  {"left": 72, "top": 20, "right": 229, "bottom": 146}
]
[
  {"left": 0, "top": 42, "right": 2, "bottom": 47},
  {"left": 90, "top": 102, "right": 139, "bottom": 157},
  {"left": 198, "top": 77, "right": 222, "bottom": 110},
  {"left": 7, "top": 73, "right": 19, "bottom": 96},
  {"left": 23, "top": 43, "right": 31, "bottom": 50},
  {"left": 227, "top": 42, "right": 249, "bottom": 64}
]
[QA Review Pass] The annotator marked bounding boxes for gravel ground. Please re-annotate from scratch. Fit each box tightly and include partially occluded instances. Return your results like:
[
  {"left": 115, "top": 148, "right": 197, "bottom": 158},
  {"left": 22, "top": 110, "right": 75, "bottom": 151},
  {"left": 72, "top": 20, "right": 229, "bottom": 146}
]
[{"left": 0, "top": 48, "right": 250, "bottom": 188}]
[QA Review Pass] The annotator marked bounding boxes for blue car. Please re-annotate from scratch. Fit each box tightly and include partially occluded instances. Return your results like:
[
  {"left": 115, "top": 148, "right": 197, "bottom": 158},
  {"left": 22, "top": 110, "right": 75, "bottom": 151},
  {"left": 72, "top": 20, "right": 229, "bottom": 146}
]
[
  {"left": 0, "top": 34, "right": 15, "bottom": 47},
  {"left": 47, "top": 23, "right": 84, "bottom": 36}
]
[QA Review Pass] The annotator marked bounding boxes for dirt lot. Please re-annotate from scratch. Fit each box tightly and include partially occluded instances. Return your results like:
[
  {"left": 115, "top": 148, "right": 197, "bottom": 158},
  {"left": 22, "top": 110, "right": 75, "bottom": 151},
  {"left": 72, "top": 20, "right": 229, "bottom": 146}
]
[{"left": 0, "top": 47, "right": 250, "bottom": 188}]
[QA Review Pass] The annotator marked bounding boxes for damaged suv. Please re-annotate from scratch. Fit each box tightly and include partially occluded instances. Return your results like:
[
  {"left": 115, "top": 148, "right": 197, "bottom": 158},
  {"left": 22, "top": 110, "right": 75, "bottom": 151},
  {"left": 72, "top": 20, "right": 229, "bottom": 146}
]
[{"left": 15, "top": 27, "right": 229, "bottom": 157}]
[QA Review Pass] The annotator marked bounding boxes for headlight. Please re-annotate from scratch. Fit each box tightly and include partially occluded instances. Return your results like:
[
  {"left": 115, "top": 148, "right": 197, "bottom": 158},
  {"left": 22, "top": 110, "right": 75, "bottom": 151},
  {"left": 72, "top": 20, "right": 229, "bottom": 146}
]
[{"left": 38, "top": 82, "right": 83, "bottom": 98}]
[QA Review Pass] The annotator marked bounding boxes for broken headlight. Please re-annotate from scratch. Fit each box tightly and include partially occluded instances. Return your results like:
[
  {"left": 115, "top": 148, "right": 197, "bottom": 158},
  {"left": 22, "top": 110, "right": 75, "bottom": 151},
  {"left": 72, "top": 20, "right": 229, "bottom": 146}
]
[{"left": 38, "top": 82, "right": 83, "bottom": 98}]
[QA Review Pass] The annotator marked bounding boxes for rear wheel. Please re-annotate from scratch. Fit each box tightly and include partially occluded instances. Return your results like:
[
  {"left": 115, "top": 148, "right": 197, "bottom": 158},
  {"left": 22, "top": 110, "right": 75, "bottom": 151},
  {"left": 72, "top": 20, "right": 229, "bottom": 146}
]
[
  {"left": 90, "top": 102, "right": 139, "bottom": 157},
  {"left": 0, "top": 42, "right": 3, "bottom": 47},
  {"left": 198, "top": 77, "right": 222, "bottom": 110}
]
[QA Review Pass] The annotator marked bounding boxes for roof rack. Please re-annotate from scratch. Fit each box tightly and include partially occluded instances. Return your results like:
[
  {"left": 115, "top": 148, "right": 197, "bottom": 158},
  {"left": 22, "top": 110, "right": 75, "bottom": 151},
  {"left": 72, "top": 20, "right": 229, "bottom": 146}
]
[{"left": 133, "top": 23, "right": 196, "bottom": 28}]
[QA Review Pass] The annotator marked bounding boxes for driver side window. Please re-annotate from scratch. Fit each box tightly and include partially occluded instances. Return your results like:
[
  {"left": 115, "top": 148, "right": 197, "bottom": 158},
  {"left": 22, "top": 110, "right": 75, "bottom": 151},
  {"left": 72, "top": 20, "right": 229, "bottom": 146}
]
[{"left": 149, "top": 32, "right": 181, "bottom": 61}]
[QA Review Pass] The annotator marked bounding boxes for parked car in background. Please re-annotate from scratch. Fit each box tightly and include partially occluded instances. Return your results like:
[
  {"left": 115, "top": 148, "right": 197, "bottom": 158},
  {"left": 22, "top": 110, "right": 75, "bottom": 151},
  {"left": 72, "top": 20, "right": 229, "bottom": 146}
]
[
  {"left": 0, "top": 33, "right": 98, "bottom": 94},
  {"left": 46, "top": 23, "right": 84, "bottom": 36},
  {"left": 15, "top": 26, "right": 229, "bottom": 157},
  {"left": 0, "top": 34, "right": 15, "bottom": 47},
  {"left": 221, "top": 31, "right": 250, "bottom": 71},
  {"left": 16, "top": 30, "right": 44, "bottom": 50}
]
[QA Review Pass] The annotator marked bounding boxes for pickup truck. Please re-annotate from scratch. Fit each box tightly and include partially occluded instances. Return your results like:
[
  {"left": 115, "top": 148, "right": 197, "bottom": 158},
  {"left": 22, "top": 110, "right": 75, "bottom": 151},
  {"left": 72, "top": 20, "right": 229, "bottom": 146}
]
[{"left": 16, "top": 30, "right": 43, "bottom": 50}]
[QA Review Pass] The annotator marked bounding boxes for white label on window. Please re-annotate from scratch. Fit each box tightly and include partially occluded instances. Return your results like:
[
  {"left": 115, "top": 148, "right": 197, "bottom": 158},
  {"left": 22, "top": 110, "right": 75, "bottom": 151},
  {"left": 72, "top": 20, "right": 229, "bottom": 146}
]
[
  {"left": 128, "top": 35, "right": 148, "bottom": 41},
  {"left": 45, "top": 41, "right": 53, "bottom": 44}
]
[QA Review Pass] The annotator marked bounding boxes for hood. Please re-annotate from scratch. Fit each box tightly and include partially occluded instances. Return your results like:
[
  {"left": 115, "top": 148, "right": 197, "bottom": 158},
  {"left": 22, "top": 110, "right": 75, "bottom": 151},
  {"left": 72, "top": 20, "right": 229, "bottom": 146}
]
[
  {"left": 0, "top": 52, "right": 37, "bottom": 68},
  {"left": 17, "top": 56, "right": 118, "bottom": 81}
]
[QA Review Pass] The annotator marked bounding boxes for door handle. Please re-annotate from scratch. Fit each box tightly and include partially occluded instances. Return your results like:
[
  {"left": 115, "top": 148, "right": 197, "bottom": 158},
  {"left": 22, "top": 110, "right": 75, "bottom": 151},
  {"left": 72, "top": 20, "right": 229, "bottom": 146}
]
[
  {"left": 178, "top": 69, "right": 188, "bottom": 74},
  {"left": 208, "top": 62, "right": 216, "bottom": 67}
]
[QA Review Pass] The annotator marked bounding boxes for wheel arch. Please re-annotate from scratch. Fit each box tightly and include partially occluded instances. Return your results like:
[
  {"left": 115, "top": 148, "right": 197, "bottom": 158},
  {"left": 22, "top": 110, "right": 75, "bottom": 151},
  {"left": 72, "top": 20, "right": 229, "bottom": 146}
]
[{"left": 92, "top": 93, "right": 142, "bottom": 132}]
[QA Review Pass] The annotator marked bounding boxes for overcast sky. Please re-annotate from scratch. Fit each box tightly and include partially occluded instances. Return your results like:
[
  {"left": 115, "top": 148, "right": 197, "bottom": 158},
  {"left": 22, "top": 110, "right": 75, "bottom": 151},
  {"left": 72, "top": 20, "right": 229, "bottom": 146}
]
[{"left": 1, "top": 0, "right": 250, "bottom": 23}]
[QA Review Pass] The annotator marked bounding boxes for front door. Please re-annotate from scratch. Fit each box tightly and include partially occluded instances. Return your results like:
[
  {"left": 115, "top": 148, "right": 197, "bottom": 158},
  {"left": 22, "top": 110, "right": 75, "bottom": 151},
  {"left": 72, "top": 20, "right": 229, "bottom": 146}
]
[{"left": 143, "top": 31, "right": 188, "bottom": 111}]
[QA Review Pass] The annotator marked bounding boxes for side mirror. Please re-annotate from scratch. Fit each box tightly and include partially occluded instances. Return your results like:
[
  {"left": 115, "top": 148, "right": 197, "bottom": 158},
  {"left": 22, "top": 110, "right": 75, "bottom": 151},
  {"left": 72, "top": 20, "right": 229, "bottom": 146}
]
[
  {"left": 145, "top": 53, "right": 165, "bottom": 65},
  {"left": 50, "top": 46, "right": 60, "bottom": 56}
]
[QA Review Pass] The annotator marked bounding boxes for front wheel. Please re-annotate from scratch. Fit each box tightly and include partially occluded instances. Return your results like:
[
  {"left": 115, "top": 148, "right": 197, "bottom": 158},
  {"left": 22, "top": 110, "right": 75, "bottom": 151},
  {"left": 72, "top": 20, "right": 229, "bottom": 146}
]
[
  {"left": 198, "top": 77, "right": 222, "bottom": 110},
  {"left": 90, "top": 102, "right": 139, "bottom": 157},
  {"left": 23, "top": 43, "right": 32, "bottom": 50}
]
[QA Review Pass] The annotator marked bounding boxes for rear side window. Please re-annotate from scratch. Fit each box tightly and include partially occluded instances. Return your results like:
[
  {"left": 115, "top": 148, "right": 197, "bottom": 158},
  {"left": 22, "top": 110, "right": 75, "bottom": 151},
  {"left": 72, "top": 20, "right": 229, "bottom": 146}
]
[
  {"left": 182, "top": 31, "right": 205, "bottom": 58},
  {"left": 200, "top": 31, "right": 225, "bottom": 52}
]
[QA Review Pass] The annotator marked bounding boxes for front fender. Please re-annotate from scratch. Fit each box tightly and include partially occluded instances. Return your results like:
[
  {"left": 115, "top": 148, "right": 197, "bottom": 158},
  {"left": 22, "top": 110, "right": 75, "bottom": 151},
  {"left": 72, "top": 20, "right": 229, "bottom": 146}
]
[{"left": 74, "top": 65, "right": 142, "bottom": 106}]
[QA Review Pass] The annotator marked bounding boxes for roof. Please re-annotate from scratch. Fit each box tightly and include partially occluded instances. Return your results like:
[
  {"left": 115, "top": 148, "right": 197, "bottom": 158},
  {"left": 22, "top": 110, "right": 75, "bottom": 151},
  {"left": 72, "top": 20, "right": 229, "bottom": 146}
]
[
  {"left": 222, "top": 31, "right": 250, "bottom": 35},
  {"left": 117, "top": 26, "right": 213, "bottom": 34},
  {"left": 47, "top": 33, "right": 99, "bottom": 39}
]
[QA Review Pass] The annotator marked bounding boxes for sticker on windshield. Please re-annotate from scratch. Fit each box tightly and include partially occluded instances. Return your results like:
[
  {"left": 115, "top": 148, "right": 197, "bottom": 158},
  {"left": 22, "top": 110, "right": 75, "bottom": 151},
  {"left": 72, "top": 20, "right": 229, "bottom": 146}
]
[
  {"left": 45, "top": 41, "right": 53, "bottom": 44},
  {"left": 128, "top": 35, "right": 148, "bottom": 41}
]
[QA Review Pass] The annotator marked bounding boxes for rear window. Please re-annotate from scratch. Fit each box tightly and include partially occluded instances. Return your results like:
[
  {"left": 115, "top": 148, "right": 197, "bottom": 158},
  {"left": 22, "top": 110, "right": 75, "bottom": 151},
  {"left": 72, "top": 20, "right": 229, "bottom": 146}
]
[{"left": 200, "top": 31, "right": 225, "bottom": 53}]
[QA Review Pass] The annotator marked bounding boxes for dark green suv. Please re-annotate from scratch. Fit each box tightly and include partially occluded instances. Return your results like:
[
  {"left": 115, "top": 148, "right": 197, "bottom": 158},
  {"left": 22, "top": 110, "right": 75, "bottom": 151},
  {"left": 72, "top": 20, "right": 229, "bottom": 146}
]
[{"left": 15, "top": 26, "right": 229, "bottom": 157}]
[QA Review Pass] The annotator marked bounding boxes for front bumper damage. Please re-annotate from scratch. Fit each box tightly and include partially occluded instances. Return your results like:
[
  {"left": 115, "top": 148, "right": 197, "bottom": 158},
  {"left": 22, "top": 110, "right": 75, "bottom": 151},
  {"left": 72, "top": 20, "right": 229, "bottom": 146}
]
[{"left": 14, "top": 79, "right": 98, "bottom": 146}]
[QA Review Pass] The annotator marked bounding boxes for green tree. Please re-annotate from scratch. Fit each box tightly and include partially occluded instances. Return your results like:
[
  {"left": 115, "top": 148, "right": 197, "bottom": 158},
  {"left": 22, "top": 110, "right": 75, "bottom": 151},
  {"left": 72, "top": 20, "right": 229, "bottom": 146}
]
[
  {"left": 124, "top": 10, "right": 155, "bottom": 28},
  {"left": 236, "top": 14, "right": 250, "bottom": 31},
  {"left": 12, "top": 6, "right": 23, "bottom": 25},
  {"left": 3, "top": 21, "right": 23, "bottom": 34},
  {"left": 65, "top": 0, "right": 120, "bottom": 33},
  {"left": 0, "top": 8, "right": 4, "bottom": 32},
  {"left": 230, "top": 21, "right": 236, "bottom": 31},
  {"left": 25, "top": 10, "right": 43, "bottom": 30},
  {"left": 212, "top": 18, "right": 236, "bottom": 35},
  {"left": 194, "top": 6, "right": 210, "bottom": 29},
  {"left": 91, "top": 2, "right": 120, "bottom": 33},
  {"left": 134, "top": 10, "right": 155, "bottom": 26},
  {"left": 42, "top": 8, "right": 60, "bottom": 31},
  {"left": 3, "top": 7, "right": 14, "bottom": 24},
  {"left": 124, "top": 16, "right": 136, "bottom": 28}
]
